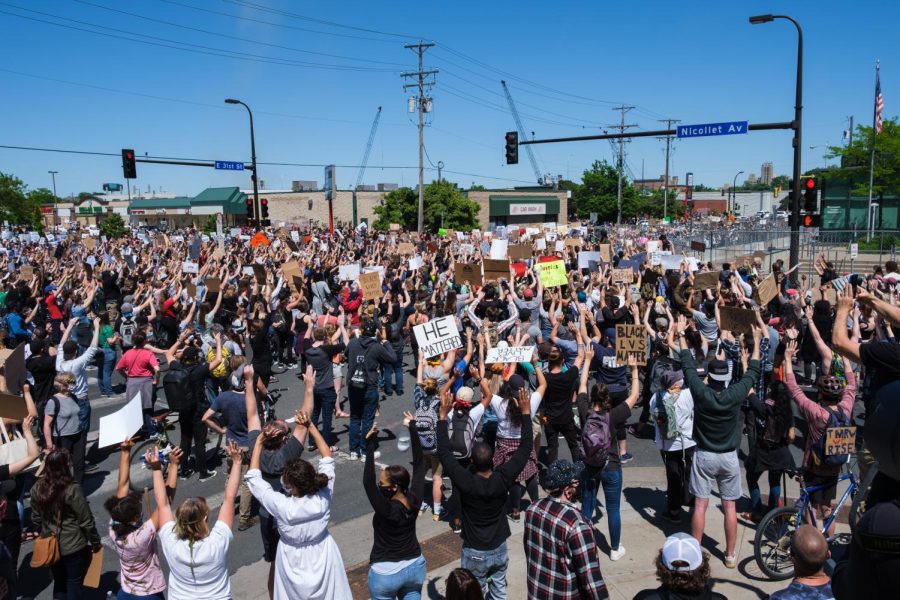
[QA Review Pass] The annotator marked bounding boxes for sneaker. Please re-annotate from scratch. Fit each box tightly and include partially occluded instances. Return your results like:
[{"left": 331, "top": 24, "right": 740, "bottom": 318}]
[
  {"left": 238, "top": 516, "right": 258, "bottom": 531},
  {"left": 347, "top": 452, "right": 360, "bottom": 461},
  {"left": 372, "top": 450, "right": 382, "bottom": 460},
  {"left": 451, "top": 520, "right": 462, "bottom": 534},
  {"left": 610, "top": 546, "right": 627, "bottom": 561},
  {"left": 662, "top": 510, "right": 682, "bottom": 524},
  {"left": 395, "top": 389, "right": 405, "bottom": 396},
  {"left": 198, "top": 470, "right": 218, "bottom": 483},
  {"left": 724, "top": 555, "right": 737, "bottom": 569},
  {"left": 432, "top": 509, "right": 445, "bottom": 522},
  {"left": 179, "top": 469, "right": 194, "bottom": 480},
  {"left": 619, "top": 453, "right": 634, "bottom": 464},
  {"left": 419, "top": 502, "right": 429, "bottom": 516}
]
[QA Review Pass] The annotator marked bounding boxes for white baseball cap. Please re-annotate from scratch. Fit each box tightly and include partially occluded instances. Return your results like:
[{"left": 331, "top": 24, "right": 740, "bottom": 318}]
[{"left": 661, "top": 532, "right": 703, "bottom": 571}]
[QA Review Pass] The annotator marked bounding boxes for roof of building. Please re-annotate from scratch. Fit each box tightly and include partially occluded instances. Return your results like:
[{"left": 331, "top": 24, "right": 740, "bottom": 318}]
[
  {"left": 127, "top": 187, "right": 247, "bottom": 215},
  {"left": 129, "top": 197, "right": 192, "bottom": 210}
]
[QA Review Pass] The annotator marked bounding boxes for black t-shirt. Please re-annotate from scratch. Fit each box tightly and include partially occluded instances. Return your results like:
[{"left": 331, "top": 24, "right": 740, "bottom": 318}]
[
  {"left": 543, "top": 367, "right": 579, "bottom": 422},
  {"left": 251, "top": 332, "right": 272, "bottom": 366},
  {"left": 168, "top": 360, "right": 211, "bottom": 408},
  {"left": 0, "top": 465, "right": 20, "bottom": 525},
  {"left": 26, "top": 353, "right": 56, "bottom": 407},
  {"left": 101, "top": 271, "right": 121, "bottom": 303},
  {"left": 859, "top": 342, "right": 900, "bottom": 397}
]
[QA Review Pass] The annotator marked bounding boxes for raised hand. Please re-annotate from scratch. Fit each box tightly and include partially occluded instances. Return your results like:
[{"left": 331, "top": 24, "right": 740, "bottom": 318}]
[
  {"left": 144, "top": 447, "right": 162, "bottom": 471},
  {"left": 517, "top": 388, "right": 532, "bottom": 416}
]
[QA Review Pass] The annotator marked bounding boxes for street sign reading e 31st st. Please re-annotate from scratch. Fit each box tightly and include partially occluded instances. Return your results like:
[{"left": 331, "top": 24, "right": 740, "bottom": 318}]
[
  {"left": 215, "top": 161, "right": 245, "bottom": 171},
  {"left": 676, "top": 121, "right": 749, "bottom": 139}
]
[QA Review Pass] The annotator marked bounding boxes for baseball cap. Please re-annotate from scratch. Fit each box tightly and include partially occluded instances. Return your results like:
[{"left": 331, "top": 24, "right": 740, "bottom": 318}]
[
  {"left": 506, "top": 373, "right": 527, "bottom": 395},
  {"left": 456, "top": 386, "right": 475, "bottom": 403},
  {"left": 542, "top": 459, "right": 584, "bottom": 491},
  {"left": 662, "top": 370, "right": 684, "bottom": 389},
  {"left": 43, "top": 285, "right": 57, "bottom": 294},
  {"left": 523, "top": 288, "right": 534, "bottom": 300},
  {"left": 661, "top": 532, "right": 703, "bottom": 571},
  {"left": 707, "top": 360, "right": 730, "bottom": 382},
  {"left": 182, "top": 346, "right": 200, "bottom": 361},
  {"left": 120, "top": 303, "right": 134, "bottom": 315}
]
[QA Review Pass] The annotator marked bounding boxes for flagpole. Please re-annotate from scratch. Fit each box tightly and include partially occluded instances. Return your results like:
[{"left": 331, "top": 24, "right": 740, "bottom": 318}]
[{"left": 867, "top": 60, "right": 879, "bottom": 242}]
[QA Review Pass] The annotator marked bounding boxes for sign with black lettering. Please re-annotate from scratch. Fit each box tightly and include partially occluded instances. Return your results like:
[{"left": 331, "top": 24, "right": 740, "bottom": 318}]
[
  {"left": 825, "top": 426, "right": 857, "bottom": 456},
  {"left": 413, "top": 316, "right": 463, "bottom": 359},
  {"left": 690, "top": 240, "right": 706, "bottom": 252},
  {"left": 615, "top": 324, "right": 647, "bottom": 366},
  {"left": 485, "top": 345, "right": 534, "bottom": 364}
]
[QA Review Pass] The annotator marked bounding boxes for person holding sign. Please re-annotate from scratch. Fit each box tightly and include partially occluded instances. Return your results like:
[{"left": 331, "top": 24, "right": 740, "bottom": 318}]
[{"left": 783, "top": 340, "right": 856, "bottom": 538}]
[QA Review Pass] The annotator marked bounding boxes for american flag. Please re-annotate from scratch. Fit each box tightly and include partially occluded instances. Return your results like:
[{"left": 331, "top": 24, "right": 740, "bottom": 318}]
[{"left": 876, "top": 70, "right": 884, "bottom": 135}]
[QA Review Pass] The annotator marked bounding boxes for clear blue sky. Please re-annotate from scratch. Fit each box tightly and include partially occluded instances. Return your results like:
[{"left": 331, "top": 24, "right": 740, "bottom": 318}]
[{"left": 0, "top": 0, "right": 895, "bottom": 198}]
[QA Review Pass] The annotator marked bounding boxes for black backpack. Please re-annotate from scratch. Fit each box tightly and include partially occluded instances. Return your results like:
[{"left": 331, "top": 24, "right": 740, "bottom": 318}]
[
  {"left": 163, "top": 363, "right": 194, "bottom": 411},
  {"left": 348, "top": 344, "right": 374, "bottom": 391},
  {"left": 449, "top": 408, "right": 475, "bottom": 459}
]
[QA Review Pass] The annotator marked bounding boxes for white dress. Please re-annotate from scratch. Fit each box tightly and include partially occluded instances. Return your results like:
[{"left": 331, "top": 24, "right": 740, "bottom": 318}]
[{"left": 244, "top": 457, "right": 352, "bottom": 600}]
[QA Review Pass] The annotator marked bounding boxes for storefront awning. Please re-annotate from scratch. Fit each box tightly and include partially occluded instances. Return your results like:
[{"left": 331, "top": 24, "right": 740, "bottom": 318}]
[{"left": 489, "top": 195, "right": 559, "bottom": 217}]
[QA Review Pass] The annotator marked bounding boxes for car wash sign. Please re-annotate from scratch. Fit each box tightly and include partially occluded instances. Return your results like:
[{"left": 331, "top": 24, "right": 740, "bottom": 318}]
[
  {"left": 677, "top": 121, "right": 748, "bottom": 139},
  {"left": 413, "top": 316, "right": 463, "bottom": 359}
]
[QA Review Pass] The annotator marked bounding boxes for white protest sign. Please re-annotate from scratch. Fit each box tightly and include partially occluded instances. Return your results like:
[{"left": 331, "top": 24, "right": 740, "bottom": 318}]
[
  {"left": 413, "top": 316, "right": 462, "bottom": 359},
  {"left": 489, "top": 239, "right": 508, "bottom": 260},
  {"left": 242, "top": 266, "right": 255, "bottom": 277},
  {"left": 460, "top": 243, "right": 474, "bottom": 255},
  {"left": 408, "top": 256, "right": 423, "bottom": 270},
  {"left": 98, "top": 394, "right": 144, "bottom": 448},
  {"left": 660, "top": 254, "right": 684, "bottom": 270},
  {"left": 555, "top": 240, "right": 565, "bottom": 252},
  {"left": 85, "top": 256, "right": 97, "bottom": 267},
  {"left": 290, "top": 230, "right": 300, "bottom": 243},
  {"left": 650, "top": 250, "right": 672, "bottom": 266},
  {"left": 485, "top": 345, "right": 534, "bottom": 364},
  {"left": 181, "top": 261, "right": 199, "bottom": 274},
  {"left": 578, "top": 251, "right": 601, "bottom": 270},
  {"left": 850, "top": 243, "right": 858, "bottom": 259},
  {"left": 338, "top": 263, "right": 361, "bottom": 281},
  {"left": 647, "top": 240, "right": 661, "bottom": 252},
  {"left": 535, "top": 238, "right": 547, "bottom": 250},
  {"left": 229, "top": 228, "right": 241, "bottom": 237}
]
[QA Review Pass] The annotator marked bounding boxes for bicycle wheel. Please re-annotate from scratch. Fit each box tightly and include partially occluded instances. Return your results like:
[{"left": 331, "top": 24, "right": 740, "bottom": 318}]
[
  {"left": 128, "top": 436, "right": 176, "bottom": 492},
  {"left": 754, "top": 506, "right": 800, "bottom": 580}
]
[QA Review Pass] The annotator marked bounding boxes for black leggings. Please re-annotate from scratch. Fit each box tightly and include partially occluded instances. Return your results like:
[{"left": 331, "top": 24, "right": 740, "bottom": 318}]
[
  {"left": 178, "top": 404, "right": 209, "bottom": 474},
  {"left": 543, "top": 418, "right": 582, "bottom": 465},
  {"left": 508, "top": 476, "right": 539, "bottom": 514}
]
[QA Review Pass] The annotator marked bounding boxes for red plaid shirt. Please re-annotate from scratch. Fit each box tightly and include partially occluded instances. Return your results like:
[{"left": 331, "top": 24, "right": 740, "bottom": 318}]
[{"left": 524, "top": 497, "right": 608, "bottom": 599}]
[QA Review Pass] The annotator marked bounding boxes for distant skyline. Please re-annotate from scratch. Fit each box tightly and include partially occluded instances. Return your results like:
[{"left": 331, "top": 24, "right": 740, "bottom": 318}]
[{"left": 0, "top": 1, "right": 894, "bottom": 197}]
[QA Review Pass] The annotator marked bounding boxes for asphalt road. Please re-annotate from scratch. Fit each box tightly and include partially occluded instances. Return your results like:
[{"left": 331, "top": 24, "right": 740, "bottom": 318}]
[{"left": 15, "top": 349, "right": 819, "bottom": 599}]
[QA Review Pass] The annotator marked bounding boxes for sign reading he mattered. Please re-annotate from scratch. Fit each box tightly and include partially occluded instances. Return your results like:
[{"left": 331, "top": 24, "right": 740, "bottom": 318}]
[
  {"left": 413, "top": 316, "right": 463, "bottom": 359},
  {"left": 485, "top": 345, "right": 534, "bottom": 364},
  {"left": 615, "top": 324, "right": 647, "bottom": 366}
]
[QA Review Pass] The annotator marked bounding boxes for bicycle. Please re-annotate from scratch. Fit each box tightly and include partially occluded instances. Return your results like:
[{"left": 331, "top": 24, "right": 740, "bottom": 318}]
[
  {"left": 128, "top": 410, "right": 180, "bottom": 492},
  {"left": 753, "top": 467, "right": 858, "bottom": 580}
]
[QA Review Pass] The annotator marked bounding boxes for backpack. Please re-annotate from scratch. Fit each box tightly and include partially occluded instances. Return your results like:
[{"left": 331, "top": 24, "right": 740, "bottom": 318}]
[
  {"left": 760, "top": 402, "right": 787, "bottom": 448},
  {"left": 581, "top": 411, "right": 612, "bottom": 469},
  {"left": 414, "top": 394, "right": 439, "bottom": 453},
  {"left": 348, "top": 344, "right": 373, "bottom": 391},
  {"left": 272, "top": 307, "right": 289, "bottom": 331},
  {"left": 811, "top": 406, "right": 854, "bottom": 468},
  {"left": 119, "top": 317, "right": 137, "bottom": 348},
  {"left": 449, "top": 408, "right": 475, "bottom": 459},
  {"left": 651, "top": 390, "right": 680, "bottom": 441},
  {"left": 207, "top": 345, "right": 231, "bottom": 379},
  {"left": 163, "top": 362, "right": 195, "bottom": 411}
]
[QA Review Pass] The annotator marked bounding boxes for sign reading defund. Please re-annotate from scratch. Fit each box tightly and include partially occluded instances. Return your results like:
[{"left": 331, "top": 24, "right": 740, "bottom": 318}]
[{"left": 413, "top": 316, "right": 463, "bottom": 359}]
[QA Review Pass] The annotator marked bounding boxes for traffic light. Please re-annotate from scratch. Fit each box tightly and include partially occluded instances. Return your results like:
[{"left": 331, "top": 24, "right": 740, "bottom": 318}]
[
  {"left": 246, "top": 197, "right": 255, "bottom": 224},
  {"left": 801, "top": 214, "right": 821, "bottom": 228},
  {"left": 260, "top": 198, "right": 269, "bottom": 226},
  {"left": 121, "top": 149, "right": 136, "bottom": 179},
  {"left": 801, "top": 176, "right": 817, "bottom": 213},
  {"left": 505, "top": 131, "right": 518, "bottom": 165}
]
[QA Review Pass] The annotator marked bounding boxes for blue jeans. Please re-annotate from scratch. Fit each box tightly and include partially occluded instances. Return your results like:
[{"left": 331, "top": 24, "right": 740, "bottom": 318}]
[
  {"left": 383, "top": 356, "right": 404, "bottom": 395},
  {"left": 100, "top": 347, "right": 116, "bottom": 395},
  {"left": 312, "top": 388, "right": 337, "bottom": 446},
  {"left": 368, "top": 555, "right": 426, "bottom": 600},
  {"left": 349, "top": 387, "right": 379, "bottom": 455},
  {"left": 461, "top": 542, "right": 508, "bottom": 600},
  {"left": 600, "top": 468, "right": 623, "bottom": 550}
]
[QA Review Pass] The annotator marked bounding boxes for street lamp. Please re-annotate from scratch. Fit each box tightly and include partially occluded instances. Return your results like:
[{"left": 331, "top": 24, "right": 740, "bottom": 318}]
[
  {"left": 750, "top": 13, "right": 803, "bottom": 282},
  {"left": 224, "top": 98, "right": 259, "bottom": 227},
  {"left": 731, "top": 171, "right": 744, "bottom": 214}
]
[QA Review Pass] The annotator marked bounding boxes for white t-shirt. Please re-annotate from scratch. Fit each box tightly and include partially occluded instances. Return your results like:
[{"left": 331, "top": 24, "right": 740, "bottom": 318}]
[
  {"left": 649, "top": 388, "right": 696, "bottom": 452},
  {"left": 490, "top": 392, "right": 542, "bottom": 439},
  {"left": 159, "top": 520, "right": 233, "bottom": 600}
]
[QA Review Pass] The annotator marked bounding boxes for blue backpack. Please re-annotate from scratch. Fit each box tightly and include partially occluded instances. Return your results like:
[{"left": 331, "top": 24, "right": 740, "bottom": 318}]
[{"left": 811, "top": 406, "right": 854, "bottom": 468}]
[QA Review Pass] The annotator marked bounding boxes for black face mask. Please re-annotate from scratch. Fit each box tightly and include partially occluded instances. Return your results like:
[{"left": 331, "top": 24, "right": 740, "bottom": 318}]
[{"left": 379, "top": 486, "right": 396, "bottom": 499}]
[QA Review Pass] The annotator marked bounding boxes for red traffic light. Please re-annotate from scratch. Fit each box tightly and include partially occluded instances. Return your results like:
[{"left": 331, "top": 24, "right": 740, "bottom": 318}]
[
  {"left": 261, "top": 198, "right": 268, "bottom": 206},
  {"left": 804, "top": 178, "right": 816, "bottom": 189}
]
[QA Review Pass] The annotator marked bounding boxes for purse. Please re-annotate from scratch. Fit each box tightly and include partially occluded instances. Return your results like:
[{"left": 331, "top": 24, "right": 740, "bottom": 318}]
[{"left": 31, "top": 511, "right": 62, "bottom": 568}]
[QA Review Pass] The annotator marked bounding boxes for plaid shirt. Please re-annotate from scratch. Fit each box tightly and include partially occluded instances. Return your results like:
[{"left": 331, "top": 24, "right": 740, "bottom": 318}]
[{"left": 524, "top": 497, "right": 608, "bottom": 599}]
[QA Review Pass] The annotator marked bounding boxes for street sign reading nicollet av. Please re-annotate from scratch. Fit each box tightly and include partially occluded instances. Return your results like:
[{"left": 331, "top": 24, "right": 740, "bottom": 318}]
[
  {"left": 215, "top": 161, "right": 245, "bottom": 171},
  {"left": 677, "top": 121, "right": 748, "bottom": 139}
]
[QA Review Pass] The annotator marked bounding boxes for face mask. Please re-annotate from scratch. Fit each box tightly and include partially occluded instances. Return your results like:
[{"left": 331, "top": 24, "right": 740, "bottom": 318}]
[{"left": 379, "top": 485, "right": 396, "bottom": 499}]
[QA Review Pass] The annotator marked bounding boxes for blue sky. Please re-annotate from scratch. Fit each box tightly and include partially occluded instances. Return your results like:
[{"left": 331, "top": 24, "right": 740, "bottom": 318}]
[{"left": 0, "top": 0, "right": 895, "bottom": 198}]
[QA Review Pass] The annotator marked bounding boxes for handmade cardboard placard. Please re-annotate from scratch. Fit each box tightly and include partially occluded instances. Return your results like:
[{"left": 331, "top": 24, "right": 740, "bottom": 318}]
[
  {"left": 482, "top": 258, "right": 509, "bottom": 283},
  {"left": 825, "top": 426, "right": 857, "bottom": 456},
  {"left": 615, "top": 324, "right": 647, "bottom": 366},
  {"left": 485, "top": 345, "right": 534, "bottom": 364},
  {"left": 98, "top": 393, "right": 144, "bottom": 448},
  {"left": 206, "top": 277, "right": 221, "bottom": 293},
  {"left": 611, "top": 268, "right": 633, "bottom": 285},
  {"left": 413, "top": 316, "right": 462, "bottom": 359},
  {"left": 719, "top": 306, "right": 756, "bottom": 335},
  {"left": 757, "top": 275, "right": 778, "bottom": 306},
  {"left": 508, "top": 244, "right": 531, "bottom": 260},
  {"left": 538, "top": 260, "right": 568, "bottom": 287},
  {"left": 752, "top": 250, "right": 767, "bottom": 261},
  {"left": 693, "top": 271, "right": 720, "bottom": 291},
  {"left": 0, "top": 393, "right": 28, "bottom": 421},
  {"left": 84, "top": 547, "right": 103, "bottom": 589},
  {"left": 454, "top": 263, "right": 479, "bottom": 284},
  {"left": 690, "top": 240, "right": 706, "bottom": 253},
  {"left": 599, "top": 244, "right": 611, "bottom": 262},
  {"left": 252, "top": 265, "right": 266, "bottom": 285},
  {"left": 359, "top": 271, "right": 382, "bottom": 299},
  {"left": 338, "top": 263, "right": 361, "bottom": 282},
  {"left": 564, "top": 237, "right": 581, "bottom": 248},
  {"left": 186, "top": 283, "right": 196, "bottom": 301},
  {"left": 2, "top": 343, "right": 25, "bottom": 396},
  {"left": 20, "top": 265, "right": 33, "bottom": 281},
  {"left": 398, "top": 242, "right": 415, "bottom": 256}
]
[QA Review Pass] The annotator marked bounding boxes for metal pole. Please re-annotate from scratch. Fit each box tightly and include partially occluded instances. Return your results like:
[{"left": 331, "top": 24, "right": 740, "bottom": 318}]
[
  {"left": 788, "top": 17, "right": 803, "bottom": 281},
  {"left": 732, "top": 171, "right": 744, "bottom": 215},
  {"left": 225, "top": 99, "right": 260, "bottom": 228},
  {"left": 867, "top": 61, "right": 880, "bottom": 241},
  {"left": 49, "top": 170, "right": 58, "bottom": 227},
  {"left": 660, "top": 119, "right": 679, "bottom": 220}
]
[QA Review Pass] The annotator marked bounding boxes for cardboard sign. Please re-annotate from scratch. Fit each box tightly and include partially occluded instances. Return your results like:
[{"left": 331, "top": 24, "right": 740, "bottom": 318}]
[
  {"left": 611, "top": 268, "right": 633, "bottom": 285},
  {"left": 252, "top": 265, "right": 266, "bottom": 285},
  {"left": 660, "top": 255, "right": 684, "bottom": 271},
  {"left": 615, "top": 324, "right": 647, "bottom": 366},
  {"left": 338, "top": 263, "right": 361, "bottom": 281},
  {"left": 690, "top": 240, "right": 706, "bottom": 253},
  {"left": 290, "top": 230, "right": 301, "bottom": 243},
  {"left": 281, "top": 261, "right": 303, "bottom": 290},
  {"left": 719, "top": 306, "right": 756, "bottom": 335},
  {"left": 489, "top": 239, "right": 508, "bottom": 260},
  {"left": 508, "top": 244, "right": 532, "bottom": 260},
  {"left": 454, "top": 263, "right": 479, "bottom": 284},
  {"left": 84, "top": 547, "right": 103, "bottom": 589},
  {"left": 181, "top": 261, "right": 199, "bottom": 274},
  {"left": 84, "top": 237, "right": 95, "bottom": 250},
  {"left": 599, "top": 244, "right": 611, "bottom": 262},
  {"left": 537, "top": 260, "right": 568, "bottom": 287},
  {"left": 0, "top": 393, "right": 28, "bottom": 421},
  {"left": 578, "top": 251, "right": 601, "bottom": 270},
  {"left": 693, "top": 271, "right": 720, "bottom": 291},
  {"left": 485, "top": 345, "right": 534, "bottom": 364},
  {"left": 757, "top": 275, "right": 778, "bottom": 306},
  {"left": 359, "top": 271, "right": 382, "bottom": 299},
  {"left": 20, "top": 265, "right": 33, "bottom": 281},
  {"left": 413, "top": 316, "right": 463, "bottom": 359},
  {"left": 564, "top": 237, "right": 581, "bottom": 248},
  {"left": 2, "top": 343, "right": 25, "bottom": 396},
  {"left": 825, "top": 426, "right": 857, "bottom": 456},
  {"left": 398, "top": 242, "right": 415, "bottom": 256},
  {"left": 390, "top": 223, "right": 401, "bottom": 232},
  {"left": 206, "top": 277, "right": 221, "bottom": 293},
  {"left": 98, "top": 393, "right": 144, "bottom": 448},
  {"left": 752, "top": 250, "right": 767, "bottom": 261},
  {"left": 482, "top": 259, "right": 510, "bottom": 283}
]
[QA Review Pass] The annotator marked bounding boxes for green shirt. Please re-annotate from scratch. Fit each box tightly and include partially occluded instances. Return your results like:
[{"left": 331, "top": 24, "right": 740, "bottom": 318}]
[{"left": 100, "top": 324, "right": 115, "bottom": 349}]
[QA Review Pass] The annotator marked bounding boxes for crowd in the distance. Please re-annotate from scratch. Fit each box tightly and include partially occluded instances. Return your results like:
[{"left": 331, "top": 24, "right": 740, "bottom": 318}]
[{"left": 0, "top": 219, "right": 897, "bottom": 599}]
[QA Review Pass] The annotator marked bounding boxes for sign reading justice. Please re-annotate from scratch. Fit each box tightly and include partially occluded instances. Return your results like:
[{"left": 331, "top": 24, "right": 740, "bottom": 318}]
[{"left": 413, "top": 316, "right": 463, "bottom": 359}]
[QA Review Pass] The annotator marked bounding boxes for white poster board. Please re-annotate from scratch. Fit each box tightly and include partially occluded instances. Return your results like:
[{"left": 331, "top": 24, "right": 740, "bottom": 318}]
[
  {"left": 338, "top": 263, "right": 361, "bottom": 281},
  {"left": 578, "top": 251, "right": 601, "bottom": 270},
  {"left": 489, "top": 239, "right": 508, "bottom": 260},
  {"left": 181, "top": 261, "right": 199, "bottom": 274},
  {"left": 98, "top": 394, "right": 144, "bottom": 448},
  {"left": 408, "top": 256, "right": 423, "bottom": 270},
  {"left": 485, "top": 345, "right": 534, "bottom": 364},
  {"left": 290, "top": 230, "right": 301, "bottom": 243},
  {"left": 647, "top": 240, "right": 661, "bottom": 252},
  {"left": 413, "top": 316, "right": 462, "bottom": 359}
]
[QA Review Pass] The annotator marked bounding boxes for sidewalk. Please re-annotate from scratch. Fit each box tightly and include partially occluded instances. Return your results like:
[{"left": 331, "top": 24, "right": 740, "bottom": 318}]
[{"left": 230, "top": 465, "right": 848, "bottom": 599}]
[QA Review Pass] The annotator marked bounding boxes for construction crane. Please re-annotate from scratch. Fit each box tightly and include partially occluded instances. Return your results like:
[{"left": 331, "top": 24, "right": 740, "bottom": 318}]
[
  {"left": 501, "top": 80, "right": 545, "bottom": 186},
  {"left": 355, "top": 106, "right": 382, "bottom": 190}
]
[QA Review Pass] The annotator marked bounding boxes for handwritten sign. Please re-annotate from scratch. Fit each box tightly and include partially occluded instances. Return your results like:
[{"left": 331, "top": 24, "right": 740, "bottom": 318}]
[
  {"left": 509, "top": 244, "right": 532, "bottom": 260},
  {"left": 206, "top": 277, "right": 221, "bottom": 293},
  {"left": 719, "top": 306, "right": 756, "bottom": 336},
  {"left": 454, "top": 263, "right": 479, "bottom": 284},
  {"left": 611, "top": 268, "right": 633, "bottom": 285},
  {"left": 577, "top": 251, "right": 600, "bottom": 270},
  {"left": 181, "top": 261, "right": 199, "bottom": 274},
  {"left": 599, "top": 244, "right": 611, "bottom": 262},
  {"left": 359, "top": 271, "right": 382, "bottom": 299},
  {"left": 757, "top": 274, "right": 778, "bottom": 306},
  {"left": 615, "top": 324, "right": 647, "bottom": 366},
  {"left": 338, "top": 263, "right": 361, "bottom": 282},
  {"left": 647, "top": 240, "right": 661, "bottom": 252},
  {"left": 693, "top": 271, "right": 719, "bottom": 291},
  {"left": 413, "top": 316, "right": 462, "bottom": 359},
  {"left": 534, "top": 238, "right": 547, "bottom": 251},
  {"left": 485, "top": 345, "right": 534, "bottom": 364},
  {"left": 408, "top": 256, "right": 423, "bottom": 271},
  {"left": 690, "top": 240, "right": 706, "bottom": 253},
  {"left": 825, "top": 426, "right": 857, "bottom": 457},
  {"left": 489, "top": 239, "right": 508, "bottom": 260},
  {"left": 482, "top": 259, "right": 509, "bottom": 283},
  {"left": 398, "top": 242, "right": 415, "bottom": 256},
  {"left": 538, "top": 260, "right": 568, "bottom": 287}
]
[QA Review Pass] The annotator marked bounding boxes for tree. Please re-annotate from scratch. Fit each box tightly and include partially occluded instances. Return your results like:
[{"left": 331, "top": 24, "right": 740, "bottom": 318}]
[
  {"left": 572, "top": 160, "right": 622, "bottom": 221},
  {"left": 468, "top": 184, "right": 486, "bottom": 191},
  {"left": 201, "top": 214, "right": 217, "bottom": 235},
  {"left": 99, "top": 213, "right": 128, "bottom": 239},
  {"left": 372, "top": 180, "right": 480, "bottom": 231},
  {"left": 771, "top": 175, "right": 791, "bottom": 189},
  {"left": 0, "top": 173, "right": 49, "bottom": 232},
  {"left": 827, "top": 117, "right": 900, "bottom": 197}
]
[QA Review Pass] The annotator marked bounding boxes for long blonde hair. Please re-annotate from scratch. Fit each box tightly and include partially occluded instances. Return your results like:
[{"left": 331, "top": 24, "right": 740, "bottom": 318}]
[{"left": 174, "top": 497, "right": 210, "bottom": 582}]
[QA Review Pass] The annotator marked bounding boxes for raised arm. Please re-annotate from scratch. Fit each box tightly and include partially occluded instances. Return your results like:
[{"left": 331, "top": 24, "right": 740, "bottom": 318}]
[
  {"left": 144, "top": 448, "right": 174, "bottom": 527},
  {"left": 832, "top": 286, "right": 862, "bottom": 364},
  {"left": 216, "top": 441, "right": 244, "bottom": 530}
]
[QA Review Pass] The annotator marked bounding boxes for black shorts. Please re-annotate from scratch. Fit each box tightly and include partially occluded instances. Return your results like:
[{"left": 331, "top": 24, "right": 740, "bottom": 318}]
[
  {"left": 804, "top": 471, "right": 838, "bottom": 505},
  {"left": 260, "top": 512, "right": 280, "bottom": 562}
]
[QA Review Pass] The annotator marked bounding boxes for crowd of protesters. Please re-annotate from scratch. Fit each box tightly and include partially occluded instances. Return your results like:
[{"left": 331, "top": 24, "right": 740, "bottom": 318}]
[{"left": 0, "top": 218, "right": 896, "bottom": 599}]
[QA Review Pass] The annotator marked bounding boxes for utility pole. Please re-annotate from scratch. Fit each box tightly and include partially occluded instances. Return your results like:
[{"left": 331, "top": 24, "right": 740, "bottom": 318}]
[
  {"left": 401, "top": 42, "right": 437, "bottom": 234},
  {"left": 610, "top": 106, "right": 637, "bottom": 226},
  {"left": 659, "top": 119, "right": 680, "bottom": 220},
  {"left": 847, "top": 115, "right": 854, "bottom": 147}
]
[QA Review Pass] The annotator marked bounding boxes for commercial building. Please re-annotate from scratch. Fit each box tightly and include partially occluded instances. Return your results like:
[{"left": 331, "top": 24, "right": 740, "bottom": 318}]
[
  {"left": 760, "top": 162, "right": 774, "bottom": 185},
  {"left": 633, "top": 175, "right": 679, "bottom": 192},
  {"left": 128, "top": 187, "right": 247, "bottom": 229}
]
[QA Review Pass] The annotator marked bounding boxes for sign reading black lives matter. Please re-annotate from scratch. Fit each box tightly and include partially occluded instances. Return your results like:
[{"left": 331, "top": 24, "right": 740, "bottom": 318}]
[{"left": 413, "top": 316, "right": 463, "bottom": 359}]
